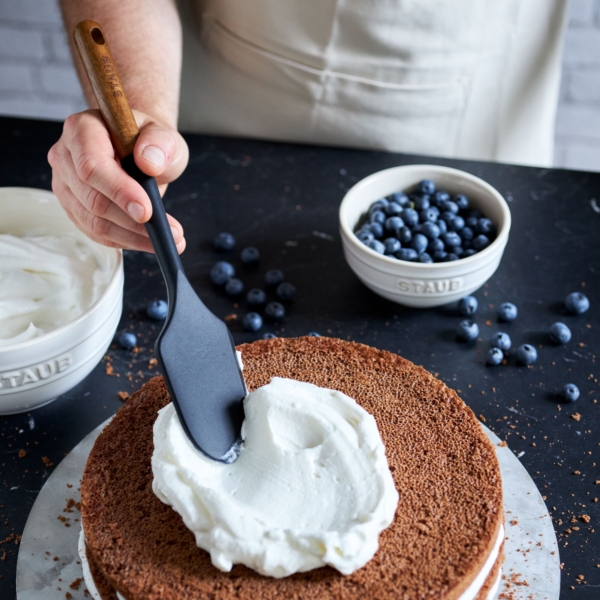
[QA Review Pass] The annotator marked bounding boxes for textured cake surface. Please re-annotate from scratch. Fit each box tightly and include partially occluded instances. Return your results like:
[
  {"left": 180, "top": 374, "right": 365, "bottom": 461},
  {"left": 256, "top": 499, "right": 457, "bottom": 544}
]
[{"left": 81, "top": 337, "right": 504, "bottom": 600}]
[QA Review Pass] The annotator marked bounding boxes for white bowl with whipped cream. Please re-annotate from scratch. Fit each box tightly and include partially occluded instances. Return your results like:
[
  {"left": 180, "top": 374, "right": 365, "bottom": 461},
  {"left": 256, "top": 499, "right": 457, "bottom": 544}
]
[
  {"left": 339, "top": 165, "right": 511, "bottom": 308},
  {"left": 0, "top": 187, "right": 123, "bottom": 414}
]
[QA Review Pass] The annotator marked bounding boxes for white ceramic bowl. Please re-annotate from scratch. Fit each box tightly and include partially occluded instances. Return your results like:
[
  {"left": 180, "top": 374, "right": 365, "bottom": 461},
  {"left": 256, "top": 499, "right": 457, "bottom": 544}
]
[
  {"left": 339, "top": 165, "right": 511, "bottom": 308},
  {"left": 0, "top": 188, "right": 123, "bottom": 414}
]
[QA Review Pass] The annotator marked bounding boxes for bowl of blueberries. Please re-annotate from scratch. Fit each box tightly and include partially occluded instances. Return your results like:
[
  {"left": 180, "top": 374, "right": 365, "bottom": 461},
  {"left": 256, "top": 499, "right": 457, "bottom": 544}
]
[{"left": 339, "top": 164, "right": 511, "bottom": 308}]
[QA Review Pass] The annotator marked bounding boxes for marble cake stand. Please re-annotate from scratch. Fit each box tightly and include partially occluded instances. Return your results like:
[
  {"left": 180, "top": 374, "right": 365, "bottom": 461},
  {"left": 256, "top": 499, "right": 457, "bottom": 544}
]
[{"left": 16, "top": 420, "right": 560, "bottom": 599}]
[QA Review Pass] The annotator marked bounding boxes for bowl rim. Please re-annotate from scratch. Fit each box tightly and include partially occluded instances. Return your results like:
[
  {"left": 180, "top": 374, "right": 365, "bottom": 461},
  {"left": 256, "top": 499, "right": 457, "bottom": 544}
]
[
  {"left": 0, "top": 186, "right": 124, "bottom": 354},
  {"left": 339, "top": 164, "right": 511, "bottom": 270}
]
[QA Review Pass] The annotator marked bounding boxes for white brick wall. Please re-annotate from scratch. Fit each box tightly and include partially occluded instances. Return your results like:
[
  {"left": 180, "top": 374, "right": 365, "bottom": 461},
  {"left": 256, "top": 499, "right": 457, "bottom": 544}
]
[{"left": 0, "top": 0, "right": 597, "bottom": 171}]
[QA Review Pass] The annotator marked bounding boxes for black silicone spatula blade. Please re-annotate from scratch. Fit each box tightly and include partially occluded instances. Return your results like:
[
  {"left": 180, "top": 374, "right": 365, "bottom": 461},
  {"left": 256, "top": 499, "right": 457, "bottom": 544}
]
[{"left": 73, "top": 20, "right": 245, "bottom": 462}]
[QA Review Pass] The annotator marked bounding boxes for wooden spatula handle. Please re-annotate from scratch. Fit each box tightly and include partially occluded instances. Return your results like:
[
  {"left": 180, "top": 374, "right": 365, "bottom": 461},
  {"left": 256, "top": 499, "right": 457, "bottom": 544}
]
[{"left": 73, "top": 20, "right": 139, "bottom": 159}]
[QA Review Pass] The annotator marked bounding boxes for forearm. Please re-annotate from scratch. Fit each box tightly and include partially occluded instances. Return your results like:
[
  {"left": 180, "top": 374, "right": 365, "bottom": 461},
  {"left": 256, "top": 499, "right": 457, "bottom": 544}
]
[{"left": 59, "top": 0, "right": 182, "bottom": 128}]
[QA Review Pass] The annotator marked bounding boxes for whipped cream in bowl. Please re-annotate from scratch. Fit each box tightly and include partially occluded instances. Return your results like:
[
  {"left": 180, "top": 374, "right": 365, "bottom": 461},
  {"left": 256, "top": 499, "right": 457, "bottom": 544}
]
[{"left": 152, "top": 376, "right": 399, "bottom": 578}]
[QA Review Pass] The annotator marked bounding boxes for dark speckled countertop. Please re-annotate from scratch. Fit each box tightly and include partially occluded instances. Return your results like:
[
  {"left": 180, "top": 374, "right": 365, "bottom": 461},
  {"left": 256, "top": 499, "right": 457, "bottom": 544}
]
[{"left": 0, "top": 116, "right": 599, "bottom": 598}]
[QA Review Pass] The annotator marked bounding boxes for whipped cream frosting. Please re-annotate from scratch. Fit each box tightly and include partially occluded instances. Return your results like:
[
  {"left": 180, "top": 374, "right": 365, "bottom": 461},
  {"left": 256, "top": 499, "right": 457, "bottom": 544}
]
[
  {"left": 0, "top": 234, "right": 111, "bottom": 346},
  {"left": 152, "top": 376, "right": 399, "bottom": 578}
]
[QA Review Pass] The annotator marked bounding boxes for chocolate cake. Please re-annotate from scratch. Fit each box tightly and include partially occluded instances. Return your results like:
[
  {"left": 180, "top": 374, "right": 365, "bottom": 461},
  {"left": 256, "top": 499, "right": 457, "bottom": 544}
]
[{"left": 80, "top": 337, "right": 504, "bottom": 599}]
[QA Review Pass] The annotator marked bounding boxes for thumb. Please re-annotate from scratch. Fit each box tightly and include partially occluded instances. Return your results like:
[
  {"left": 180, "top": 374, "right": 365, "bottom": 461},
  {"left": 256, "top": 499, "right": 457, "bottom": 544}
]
[{"left": 132, "top": 117, "right": 189, "bottom": 185}]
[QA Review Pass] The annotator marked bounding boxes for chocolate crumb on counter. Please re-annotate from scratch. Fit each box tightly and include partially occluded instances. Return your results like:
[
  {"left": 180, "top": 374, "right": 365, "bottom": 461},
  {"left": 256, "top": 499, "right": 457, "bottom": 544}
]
[{"left": 117, "top": 391, "right": 130, "bottom": 401}]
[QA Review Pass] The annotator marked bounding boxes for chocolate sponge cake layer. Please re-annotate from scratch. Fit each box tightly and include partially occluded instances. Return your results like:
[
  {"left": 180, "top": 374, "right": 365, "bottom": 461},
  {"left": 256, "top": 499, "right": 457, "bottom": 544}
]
[{"left": 81, "top": 337, "right": 504, "bottom": 599}]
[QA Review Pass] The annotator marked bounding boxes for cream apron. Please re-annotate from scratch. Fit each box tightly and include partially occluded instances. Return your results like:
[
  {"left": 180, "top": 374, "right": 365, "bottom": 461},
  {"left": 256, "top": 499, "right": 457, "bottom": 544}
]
[{"left": 178, "top": 0, "right": 568, "bottom": 167}]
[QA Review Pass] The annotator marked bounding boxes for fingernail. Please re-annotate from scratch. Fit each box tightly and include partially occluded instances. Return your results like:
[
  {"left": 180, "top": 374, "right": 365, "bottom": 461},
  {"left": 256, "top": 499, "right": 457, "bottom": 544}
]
[
  {"left": 127, "top": 202, "right": 145, "bottom": 222},
  {"left": 170, "top": 226, "right": 179, "bottom": 240},
  {"left": 142, "top": 145, "right": 165, "bottom": 168}
]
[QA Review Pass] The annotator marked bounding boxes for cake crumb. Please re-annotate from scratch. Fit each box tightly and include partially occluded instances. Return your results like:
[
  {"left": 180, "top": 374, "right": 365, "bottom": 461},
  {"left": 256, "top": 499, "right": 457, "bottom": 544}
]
[
  {"left": 117, "top": 391, "right": 130, "bottom": 401},
  {"left": 224, "top": 314, "right": 238, "bottom": 322},
  {"left": 69, "top": 578, "right": 83, "bottom": 590},
  {"left": 18, "top": 449, "right": 26, "bottom": 458},
  {"left": 498, "top": 441, "right": 508, "bottom": 447},
  {"left": 42, "top": 456, "right": 53, "bottom": 467},
  {"left": 571, "top": 413, "right": 581, "bottom": 421}
]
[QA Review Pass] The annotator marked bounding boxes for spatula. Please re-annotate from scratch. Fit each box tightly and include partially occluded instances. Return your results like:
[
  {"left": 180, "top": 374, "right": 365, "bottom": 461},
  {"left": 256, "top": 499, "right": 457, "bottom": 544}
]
[{"left": 73, "top": 20, "right": 245, "bottom": 462}]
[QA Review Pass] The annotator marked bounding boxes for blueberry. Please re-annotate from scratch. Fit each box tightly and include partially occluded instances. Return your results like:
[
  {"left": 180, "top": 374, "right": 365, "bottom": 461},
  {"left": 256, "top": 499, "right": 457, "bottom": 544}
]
[
  {"left": 491, "top": 332, "right": 511, "bottom": 351},
  {"left": 473, "top": 234, "right": 490, "bottom": 251},
  {"left": 457, "top": 320, "right": 479, "bottom": 342},
  {"left": 565, "top": 292, "right": 590, "bottom": 315},
  {"left": 454, "top": 194, "right": 469, "bottom": 211},
  {"left": 497, "top": 302, "right": 518, "bottom": 322},
  {"left": 385, "top": 216, "right": 404, "bottom": 232},
  {"left": 453, "top": 247, "right": 464, "bottom": 258},
  {"left": 240, "top": 246, "right": 260, "bottom": 265},
  {"left": 432, "top": 250, "right": 448, "bottom": 262},
  {"left": 432, "top": 190, "right": 450, "bottom": 206},
  {"left": 276, "top": 282, "right": 297, "bottom": 301},
  {"left": 370, "top": 210, "right": 387, "bottom": 225},
  {"left": 388, "top": 192, "right": 410, "bottom": 207},
  {"left": 440, "top": 211, "right": 456, "bottom": 224},
  {"left": 262, "top": 332, "right": 277, "bottom": 339},
  {"left": 442, "top": 232, "right": 461, "bottom": 248},
  {"left": 402, "top": 208, "right": 419, "bottom": 228},
  {"left": 516, "top": 344, "right": 537, "bottom": 365},
  {"left": 398, "top": 226, "right": 412, "bottom": 244},
  {"left": 465, "top": 216, "right": 478, "bottom": 229},
  {"left": 384, "top": 202, "right": 403, "bottom": 217},
  {"left": 147, "top": 299, "right": 168, "bottom": 320},
  {"left": 448, "top": 216, "right": 465, "bottom": 232},
  {"left": 562, "top": 383, "right": 580, "bottom": 402},
  {"left": 463, "top": 248, "right": 477, "bottom": 258},
  {"left": 459, "top": 226, "right": 474, "bottom": 242},
  {"left": 443, "top": 253, "right": 459, "bottom": 262},
  {"left": 247, "top": 288, "right": 266, "bottom": 306},
  {"left": 436, "top": 219, "right": 447, "bottom": 234},
  {"left": 428, "top": 238, "right": 445, "bottom": 253},
  {"left": 418, "top": 252, "right": 433, "bottom": 263},
  {"left": 210, "top": 261, "right": 235, "bottom": 285},
  {"left": 410, "top": 233, "right": 428, "bottom": 254},
  {"left": 462, "top": 240, "right": 474, "bottom": 250},
  {"left": 443, "top": 200, "right": 459, "bottom": 215},
  {"left": 469, "top": 209, "right": 484, "bottom": 219},
  {"left": 383, "top": 237, "right": 401, "bottom": 255},
  {"left": 549, "top": 322, "right": 572, "bottom": 344},
  {"left": 118, "top": 331, "right": 137, "bottom": 350},
  {"left": 421, "top": 221, "right": 441, "bottom": 240},
  {"left": 369, "top": 199, "right": 389, "bottom": 214},
  {"left": 458, "top": 295, "right": 478, "bottom": 316},
  {"left": 396, "top": 248, "right": 418, "bottom": 262},
  {"left": 418, "top": 179, "right": 436, "bottom": 195},
  {"left": 308, "top": 331, "right": 321, "bottom": 337},
  {"left": 265, "top": 269, "right": 284, "bottom": 287},
  {"left": 486, "top": 347, "right": 504, "bottom": 366},
  {"left": 366, "top": 222, "right": 384, "bottom": 238},
  {"left": 265, "top": 301, "right": 286, "bottom": 321},
  {"left": 413, "top": 195, "right": 431, "bottom": 211},
  {"left": 367, "top": 239, "right": 386, "bottom": 254},
  {"left": 242, "top": 312, "right": 263, "bottom": 332},
  {"left": 420, "top": 208, "right": 439, "bottom": 224},
  {"left": 356, "top": 229, "right": 375, "bottom": 244},
  {"left": 225, "top": 278, "right": 244, "bottom": 296},
  {"left": 214, "top": 232, "right": 236, "bottom": 251},
  {"left": 476, "top": 218, "right": 494, "bottom": 235}
]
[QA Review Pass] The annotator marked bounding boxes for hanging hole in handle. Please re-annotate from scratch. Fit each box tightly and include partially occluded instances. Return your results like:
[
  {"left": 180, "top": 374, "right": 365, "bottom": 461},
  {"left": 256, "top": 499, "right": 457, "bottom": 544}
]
[{"left": 91, "top": 27, "right": 105, "bottom": 45}]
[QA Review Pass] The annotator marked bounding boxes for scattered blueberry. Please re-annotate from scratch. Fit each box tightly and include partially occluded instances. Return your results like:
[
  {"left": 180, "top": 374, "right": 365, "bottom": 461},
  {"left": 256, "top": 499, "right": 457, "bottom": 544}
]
[
  {"left": 118, "top": 331, "right": 137, "bottom": 350},
  {"left": 410, "top": 233, "right": 428, "bottom": 254},
  {"left": 265, "top": 301, "right": 286, "bottom": 321},
  {"left": 276, "top": 282, "right": 297, "bottom": 301},
  {"left": 565, "top": 292, "right": 590, "bottom": 315},
  {"left": 265, "top": 269, "right": 284, "bottom": 287},
  {"left": 240, "top": 246, "right": 260, "bottom": 264},
  {"left": 396, "top": 248, "right": 419, "bottom": 262},
  {"left": 549, "top": 322, "right": 572, "bottom": 344},
  {"left": 418, "top": 179, "right": 436, "bottom": 195},
  {"left": 146, "top": 299, "right": 168, "bottom": 320},
  {"left": 308, "top": 332, "right": 321, "bottom": 337},
  {"left": 486, "top": 347, "right": 503, "bottom": 366},
  {"left": 418, "top": 252, "right": 433, "bottom": 263},
  {"left": 367, "top": 239, "right": 386, "bottom": 254},
  {"left": 497, "top": 302, "right": 518, "bottom": 322},
  {"left": 491, "top": 332, "right": 511, "bottom": 351},
  {"left": 210, "top": 261, "right": 235, "bottom": 285},
  {"left": 214, "top": 232, "right": 235, "bottom": 251},
  {"left": 458, "top": 295, "right": 478, "bottom": 316},
  {"left": 516, "top": 344, "right": 537, "bottom": 365},
  {"left": 456, "top": 320, "right": 479, "bottom": 342},
  {"left": 562, "top": 383, "right": 580, "bottom": 402},
  {"left": 473, "top": 234, "right": 490, "bottom": 251},
  {"left": 454, "top": 194, "right": 469, "bottom": 210},
  {"left": 383, "top": 237, "right": 401, "bottom": 255},
  {"left": 247, "top": 288, "right": 266, "bottom": 306},
  {"left": 225, "top": 278, "right": 244, "bottom": 296},
  {"left": 242, "top": 312, "right": 263, "bottom": 332},
  {"left": 262, "top": 332, "right": 277, "bottom": 339}
]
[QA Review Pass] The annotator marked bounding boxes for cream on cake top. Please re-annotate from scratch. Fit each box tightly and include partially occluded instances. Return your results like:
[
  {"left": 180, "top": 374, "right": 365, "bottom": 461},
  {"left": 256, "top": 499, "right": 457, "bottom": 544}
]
[{"left": 151, "top": 376, "right": 399, "bottom": 578}]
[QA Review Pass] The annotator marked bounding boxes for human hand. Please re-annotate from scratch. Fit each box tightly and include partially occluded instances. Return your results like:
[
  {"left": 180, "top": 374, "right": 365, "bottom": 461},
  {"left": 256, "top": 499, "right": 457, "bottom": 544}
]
[{"left": 48, "top": 108, "right": 189, "bottom": 253}]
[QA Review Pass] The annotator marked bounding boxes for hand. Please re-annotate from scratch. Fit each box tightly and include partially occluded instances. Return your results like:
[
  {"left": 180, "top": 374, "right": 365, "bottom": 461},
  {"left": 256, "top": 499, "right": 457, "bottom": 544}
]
[{"left": 48, "top": 108, "right": 189, "bottom": 253}]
